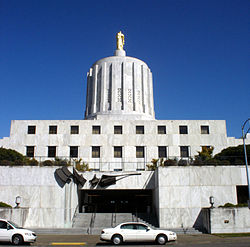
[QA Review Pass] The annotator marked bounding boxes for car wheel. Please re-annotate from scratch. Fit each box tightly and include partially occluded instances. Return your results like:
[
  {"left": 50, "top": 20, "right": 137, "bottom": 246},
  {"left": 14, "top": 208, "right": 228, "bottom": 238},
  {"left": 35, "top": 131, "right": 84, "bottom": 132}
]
[
  {"left": 111, "top": 234, "right": 123, "bottom": 245},
  {"left": 12, "top": 234, "right": 23, "bottom": 245},
  {"left": 156, "top": 234, "right": 167, "bottom": 245}
]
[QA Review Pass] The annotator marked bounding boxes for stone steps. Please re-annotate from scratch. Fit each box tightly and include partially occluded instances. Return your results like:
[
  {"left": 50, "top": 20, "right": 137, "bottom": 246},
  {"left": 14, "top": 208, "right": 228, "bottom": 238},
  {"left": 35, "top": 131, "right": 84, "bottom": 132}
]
[{"left": 71, "top": 212, "right": 202, "bottom": 235}]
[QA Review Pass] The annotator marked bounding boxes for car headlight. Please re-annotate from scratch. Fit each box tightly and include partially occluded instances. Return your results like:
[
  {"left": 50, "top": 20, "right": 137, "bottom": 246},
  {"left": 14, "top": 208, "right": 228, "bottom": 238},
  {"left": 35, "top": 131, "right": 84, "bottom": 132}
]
[
  {"left": 169, "top": 232, "right": 176, "bottom": 235},
  {"left": 25, "top": 233, "right": 32, "bottom": 236}
]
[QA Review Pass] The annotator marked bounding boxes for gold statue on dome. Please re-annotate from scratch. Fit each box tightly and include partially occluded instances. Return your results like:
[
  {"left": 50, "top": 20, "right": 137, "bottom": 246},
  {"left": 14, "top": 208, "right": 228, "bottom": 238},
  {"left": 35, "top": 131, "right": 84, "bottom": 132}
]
[{"left": 116, "top": 31, "right": 125, "bottom": 50}]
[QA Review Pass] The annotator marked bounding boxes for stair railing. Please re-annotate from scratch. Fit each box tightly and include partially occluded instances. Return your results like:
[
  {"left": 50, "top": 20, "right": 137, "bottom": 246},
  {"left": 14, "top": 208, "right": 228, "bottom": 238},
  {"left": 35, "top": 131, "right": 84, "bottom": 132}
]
[
  {"left": 111, "top": 212, "right": 116, "bottom": 227},
  {"left": 88, "top": 206, "right": 96, "bottom": 234}
]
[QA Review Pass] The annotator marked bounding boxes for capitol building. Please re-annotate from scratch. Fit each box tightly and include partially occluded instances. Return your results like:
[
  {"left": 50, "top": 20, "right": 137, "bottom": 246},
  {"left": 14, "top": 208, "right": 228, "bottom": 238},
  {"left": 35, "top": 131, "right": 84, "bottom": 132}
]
[{"left": 0, "top": 32, "right": 249, "bottom": 232}]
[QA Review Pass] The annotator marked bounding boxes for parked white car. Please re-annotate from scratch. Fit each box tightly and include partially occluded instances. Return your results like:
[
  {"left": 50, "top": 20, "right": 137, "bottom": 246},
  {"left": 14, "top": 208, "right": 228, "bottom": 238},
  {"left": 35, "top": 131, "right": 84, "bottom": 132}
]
[
  {"left": 0, "top": 219, "right": 37, "bottom": 245},
  {"left": 100, "top": 222, "right": 177, "bottom": 245}
]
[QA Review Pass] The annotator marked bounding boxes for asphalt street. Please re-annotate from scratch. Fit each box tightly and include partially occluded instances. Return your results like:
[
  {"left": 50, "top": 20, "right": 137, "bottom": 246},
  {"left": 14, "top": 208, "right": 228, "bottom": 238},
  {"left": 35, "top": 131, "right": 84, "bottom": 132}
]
[{"left": 1, "top": 234, "right": 250, "bottom": 247}]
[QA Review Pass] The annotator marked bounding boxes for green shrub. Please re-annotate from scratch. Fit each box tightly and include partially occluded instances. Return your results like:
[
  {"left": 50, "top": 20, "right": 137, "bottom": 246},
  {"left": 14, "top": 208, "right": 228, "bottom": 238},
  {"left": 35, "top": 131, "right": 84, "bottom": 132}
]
[
  {"left": 12, "top": 160, "right": 26, "bottom": 166},
  {"left": 192, "top": 159, "right": 203, "bottom": 166},
  {"left": 26, "top": 159, "right": 39, "bottom": 166},
  {"left": 178, "top": 159, "right": 188, "bottom": 166},
  {"left": 54, "top": 158, "right": 69, "bottom": 167},
  {"left": 41, "top": 160, "right": 54, "bottom": 166},
  {"left": 146, "top": 163, "right": 157, "bottom": 171},
  {"left": 164, "top": 159, "right": 177, "bottom": 166},
  {"left": 75, "top": 160, "right": 90, "bottom": 172},
  {"left": 0, "top": 160, "right": 13, "bottom": 166},
  {"left": 219, "top": 202, "right": 248, "bottom": 208},
  {"left": 0, "top": 201, "right": 12, "bottom": 208},
  {"left": 0, "top": 148, "right": 25, "bottom": 162}
]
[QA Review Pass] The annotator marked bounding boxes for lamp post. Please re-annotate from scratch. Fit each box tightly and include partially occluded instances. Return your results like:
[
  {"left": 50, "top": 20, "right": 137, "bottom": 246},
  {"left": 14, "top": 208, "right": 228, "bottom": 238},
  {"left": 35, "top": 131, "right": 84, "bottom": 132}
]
[
  {"left": 15, "top": 196, "right": 21, "bottom": 208},
  {"left": 209, "top": 196, "right": 214, "bottom": 208},
  {"left": 242, "top": 118, "right": 250, "bottom": 209}
]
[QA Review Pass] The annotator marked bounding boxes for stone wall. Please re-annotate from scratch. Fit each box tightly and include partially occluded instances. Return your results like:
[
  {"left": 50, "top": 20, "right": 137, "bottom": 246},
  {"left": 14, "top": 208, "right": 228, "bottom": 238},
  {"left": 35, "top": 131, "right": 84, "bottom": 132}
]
[
  {"left": 210, "top": 207, "right": 250, "bottom": 233},
  {"left": 157, "top": 166, "right": 247, "bottom": 229},
  {"left": 0, "top": 166, "right": 78, "bottom": 228}
]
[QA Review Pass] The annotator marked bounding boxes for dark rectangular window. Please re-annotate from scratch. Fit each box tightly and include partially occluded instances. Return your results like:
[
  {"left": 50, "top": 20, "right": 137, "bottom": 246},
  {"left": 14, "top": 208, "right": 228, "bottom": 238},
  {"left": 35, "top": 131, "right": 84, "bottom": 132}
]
[
  {"left": 71, "top": 126, "right": 79, "bottom": 134},
  {"left": 49, "top": 126, "right": 57, "bottom": 134},
  {"left": 26, "top": 146, "right": 35, "bottom": 158},
  {"left": 180, "top": 146, "right": 189, "bottom": 157},
  {"left": 92, "top": 126, "right": 101, "bottom": 134},
  {"left": 158, "top": 126, "right": 166, "bottom": 134},
  {"left": 48, "top": 146, "right": 56, "bottom": 157},
  {"left": 201, "top": 125, "right": 209, "bottom": 134},
  {"left": 28, "top": 126, "right": 36, "bottom": 134},
  {"left": 92, "top": 146, "right": 100, "bottom": 158},
  {"left": 136, "top": 126, "right": 144, "bottom": 134},
  {"left": 179, "top": 125, "right": 188, "bottom": 134},
  {"left": 70, "top": 146, "right": 78, "bottom": 158},
  {"left": 236, "top": 185, "right": 248, "bottom": 204},
  {"left": 158, "top": 146, "right": 167, "bottom": 158},
  {"left": 114, "top": 126, "right": 122, "bottom": 134},
  {"left": 136, "top": 146, "right": 144, "bottom": 158},
  {"left": 114, "top": 146, "right": 122, "bottom": 158}
]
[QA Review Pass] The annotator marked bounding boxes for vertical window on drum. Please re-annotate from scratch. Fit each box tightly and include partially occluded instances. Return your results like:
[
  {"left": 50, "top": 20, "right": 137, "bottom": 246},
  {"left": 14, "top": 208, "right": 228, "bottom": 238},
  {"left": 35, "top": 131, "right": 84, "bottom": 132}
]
[
  {"left": 136, "top": 146, "right": 144, "bottom": 158},
  {"left": 48, "top": 146, "right": 56, "bottom": 158},
  {"left": 26, "top": 146, "right": 35, "bottom": 158},
  {"left": 92, "top": 146, "right": 100, "bottom": 158},
  {"left": 114, "top": 146, "right": 122, "bottom": 158},
  {"left": 158, "top": 146, "right": 167, "bottom": 158},
  {"left": 70, "top": 146, "right": 78, "bottom": 158},
  {"left": 180, "top": 146, "right": 189, "bottom": 158}
]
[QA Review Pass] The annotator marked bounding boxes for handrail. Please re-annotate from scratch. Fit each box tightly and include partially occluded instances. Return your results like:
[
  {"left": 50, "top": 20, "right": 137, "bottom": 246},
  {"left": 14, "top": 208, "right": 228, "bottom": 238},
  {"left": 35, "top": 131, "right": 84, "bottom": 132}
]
[
  {"left": 88, "top": 206, "right": 96, "bottom": 234},
  {"left": 111, "top": 212, "right": 116, "bottom": 227}
]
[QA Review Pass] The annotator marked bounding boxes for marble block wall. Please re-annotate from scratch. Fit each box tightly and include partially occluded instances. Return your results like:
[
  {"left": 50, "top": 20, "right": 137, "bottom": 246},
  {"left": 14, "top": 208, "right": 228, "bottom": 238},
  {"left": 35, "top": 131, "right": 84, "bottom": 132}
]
[
  {"left": 210, "top": 208, "right": 250, "bottom": 233},
  {"left": 0, "top": 166, "right": 78, "bottom": 228},
  {"left": 157, "top": 166, "right": 247, "bottom": 229}
]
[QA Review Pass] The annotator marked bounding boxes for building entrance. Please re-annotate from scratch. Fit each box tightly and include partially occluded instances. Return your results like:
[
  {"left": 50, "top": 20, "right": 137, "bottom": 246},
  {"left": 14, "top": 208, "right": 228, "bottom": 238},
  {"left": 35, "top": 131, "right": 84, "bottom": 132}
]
[{"left": 79, "top": 189, "right": 153, "bottom": 213}]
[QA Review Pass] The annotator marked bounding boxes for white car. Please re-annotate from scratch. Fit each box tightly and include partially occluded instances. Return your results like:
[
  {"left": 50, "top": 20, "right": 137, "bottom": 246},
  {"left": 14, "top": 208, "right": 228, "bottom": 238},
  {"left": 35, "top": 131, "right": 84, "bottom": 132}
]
[
  {"left": 0, "top": 219, "right": 37, "bottom": 245},
  {"left": 100, "top": 222, "right": 177, "bottom": 245}
]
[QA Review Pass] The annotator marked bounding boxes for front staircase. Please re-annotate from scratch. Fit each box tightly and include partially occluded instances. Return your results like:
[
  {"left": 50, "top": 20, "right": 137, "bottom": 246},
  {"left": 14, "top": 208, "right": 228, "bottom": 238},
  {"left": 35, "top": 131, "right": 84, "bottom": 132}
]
[
  {"left": 72, "top": 213, "right": 137, "bottom": 234},
  {"left": 72, "top": 212, "right": 201, "bottom": 235}
]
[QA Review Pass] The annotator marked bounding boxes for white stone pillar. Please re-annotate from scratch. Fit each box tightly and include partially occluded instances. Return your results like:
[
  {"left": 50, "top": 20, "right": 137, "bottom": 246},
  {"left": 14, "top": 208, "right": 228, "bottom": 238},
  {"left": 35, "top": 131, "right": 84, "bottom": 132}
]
[{"left": 91, "top": 65, "right": 98, "bottom": 114}]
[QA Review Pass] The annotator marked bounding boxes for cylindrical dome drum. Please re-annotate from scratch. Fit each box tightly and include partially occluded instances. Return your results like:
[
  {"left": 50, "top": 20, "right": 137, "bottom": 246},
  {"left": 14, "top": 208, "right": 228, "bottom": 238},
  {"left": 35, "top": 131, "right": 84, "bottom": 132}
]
[{"left": 84, "top": 35, "right": 155, "bottom": 120}]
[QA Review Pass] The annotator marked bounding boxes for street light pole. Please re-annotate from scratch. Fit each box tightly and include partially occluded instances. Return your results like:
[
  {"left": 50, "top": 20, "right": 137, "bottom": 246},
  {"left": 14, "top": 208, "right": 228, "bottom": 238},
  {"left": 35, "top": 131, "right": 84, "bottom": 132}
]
[{"left": 242, "top": 118, "right": 250, "bottom": 209}]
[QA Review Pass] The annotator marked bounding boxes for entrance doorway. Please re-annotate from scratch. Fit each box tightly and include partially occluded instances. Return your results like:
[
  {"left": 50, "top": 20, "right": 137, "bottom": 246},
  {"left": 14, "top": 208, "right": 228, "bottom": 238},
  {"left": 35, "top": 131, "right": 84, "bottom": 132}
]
[{"left": 79, "top": 189, "right": 152, "bottom": 213}]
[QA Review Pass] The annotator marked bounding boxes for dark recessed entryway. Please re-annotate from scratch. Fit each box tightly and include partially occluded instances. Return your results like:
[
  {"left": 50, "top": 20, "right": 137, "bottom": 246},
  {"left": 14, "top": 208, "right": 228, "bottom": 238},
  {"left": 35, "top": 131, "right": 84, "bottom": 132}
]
[{"left": 79, "top": 189, "right": 153, "bottom": 213}]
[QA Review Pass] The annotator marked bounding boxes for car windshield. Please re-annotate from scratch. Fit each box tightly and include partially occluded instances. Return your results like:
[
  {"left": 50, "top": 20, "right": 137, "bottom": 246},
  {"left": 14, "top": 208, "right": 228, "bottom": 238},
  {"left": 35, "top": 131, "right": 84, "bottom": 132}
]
[{"left": 8, "top": 221, "right": 23, "bottom": 229}]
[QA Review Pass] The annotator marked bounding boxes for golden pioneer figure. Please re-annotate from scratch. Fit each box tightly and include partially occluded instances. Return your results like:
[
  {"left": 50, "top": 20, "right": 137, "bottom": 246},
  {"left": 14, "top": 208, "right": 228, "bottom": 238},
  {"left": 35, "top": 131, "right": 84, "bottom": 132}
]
[{"left": 116, "top": 31, "right": 125, "bottom": 50}]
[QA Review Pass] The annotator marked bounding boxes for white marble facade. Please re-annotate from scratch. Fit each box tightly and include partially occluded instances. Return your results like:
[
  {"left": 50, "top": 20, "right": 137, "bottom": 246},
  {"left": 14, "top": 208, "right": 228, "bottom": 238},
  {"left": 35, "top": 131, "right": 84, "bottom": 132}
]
[
  {"left": 0, "top": 166, "right": 248, "bottom": 228},
  {"left": 0, "top": 43, "right": 248, "bottom": 168},
  {"left": 0, "top": 36, "right": 249, "bottom": 230},
  {"left": 0, "top": 119, "right": 247, "bottom": 171},
  {"left": 156, "top": 166, "right": 248, "bottom": 229}
]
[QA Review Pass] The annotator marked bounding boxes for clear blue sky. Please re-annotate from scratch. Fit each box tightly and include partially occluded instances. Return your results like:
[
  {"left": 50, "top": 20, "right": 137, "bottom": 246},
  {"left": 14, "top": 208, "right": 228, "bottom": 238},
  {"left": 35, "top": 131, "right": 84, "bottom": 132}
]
[{"left": 0, "top": 0, "right": 249, "bottom": 139}]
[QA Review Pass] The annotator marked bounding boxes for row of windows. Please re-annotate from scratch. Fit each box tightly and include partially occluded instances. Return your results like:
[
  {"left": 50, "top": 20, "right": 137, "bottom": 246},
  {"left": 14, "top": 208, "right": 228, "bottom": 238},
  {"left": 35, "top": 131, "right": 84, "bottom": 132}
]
[
  {"left": 27, "top": 125, "right": 210, "bottom": 135},
  {"left": 26, "top": 145, "right": 198, "bottom": 159}
]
